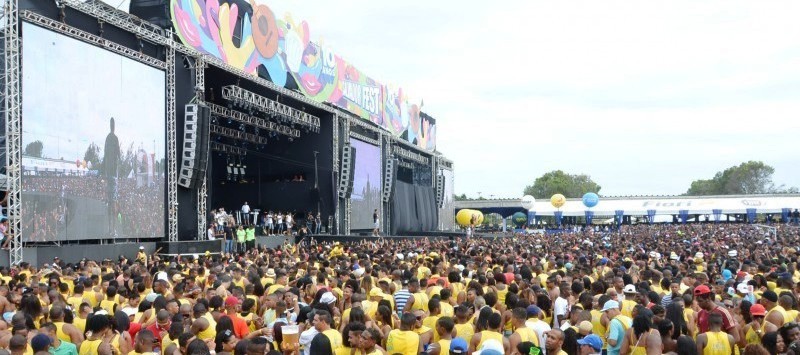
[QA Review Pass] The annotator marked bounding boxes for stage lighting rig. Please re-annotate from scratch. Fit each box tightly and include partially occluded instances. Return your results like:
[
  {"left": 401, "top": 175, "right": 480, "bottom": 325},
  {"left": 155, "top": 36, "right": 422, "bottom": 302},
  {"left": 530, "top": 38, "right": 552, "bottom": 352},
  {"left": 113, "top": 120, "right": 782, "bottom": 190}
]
[
  {"left": 207, "top": 103, "right": 300, "bottom": 139},
  {"left": 221, "top": 85, "right": 321, "bottom": 131}
]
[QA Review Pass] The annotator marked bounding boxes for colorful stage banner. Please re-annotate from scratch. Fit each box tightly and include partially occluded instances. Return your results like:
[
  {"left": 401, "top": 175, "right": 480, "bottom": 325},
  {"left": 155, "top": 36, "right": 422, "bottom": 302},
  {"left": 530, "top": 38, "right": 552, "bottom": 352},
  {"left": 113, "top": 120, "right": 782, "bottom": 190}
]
[{"left": 170, "top": 0, "right": 437, "bottom": 150}]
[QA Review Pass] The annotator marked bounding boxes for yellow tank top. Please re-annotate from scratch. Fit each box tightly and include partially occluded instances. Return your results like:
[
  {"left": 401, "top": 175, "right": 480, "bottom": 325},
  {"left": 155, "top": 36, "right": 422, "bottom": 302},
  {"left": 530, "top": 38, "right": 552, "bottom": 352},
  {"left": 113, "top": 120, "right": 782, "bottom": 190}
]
[
  {"left": 437, "top": 338, "right": 451, "bottom": 355},
  {"left": 590, "top": 310, "right": 607, "bottom": 348},
  {"left": 79, "top": 339, "right": 104, "bottom": 355},
  {"left": 100, "top": 299, "right": 116, "bottom": 314},
  {"left": 476, "top": 330, "right": 503, "bottom": 351},
  {"left": 515, "top": 327, "right": 539, "bottom": 347},
  {"left": 631, "top": 330, "right": 655, "bottom": 355},
  {"left": 788, "top": 309, "right": 799, "bottom": 323},
  {"left": 233, "top": 278, "right": 245, "bottom": 289},
  {"left": 85, "top": 291, "right": 99, "bottom": 308},
  {"left": 197, "top": 313, "right": 217, "bottom": 340},
  {"left": 745, "top": 322, "right": 768, "bottom": 345},
  {"left": 704, "top": 331, "right": 731, "bottom": 355},
  {"left": 451, "top": 282, "right": 464, "bottom": 298},
  {"left": 496, "top": 287, "right": 508, "bottom": 305},
  {"left": 74, "top": 317, "right": 87, "bottom": 333},
  {"left": 386, "top": 330, "right": 419, "bottom": 355},
  {"left": 410, "top": 292, "right": 429, "bottom": 312},
  {"left": 54, "top": 322, "right": 70, "bottom": 343},
  {"left": 454, "top": 323, "right": 474, "bottom": 343},
  {"left": 67, "top": 296, "right": 84, "bottom": 311},
  {"left": 322, "top": 329, "right": 343, "bottom": 352},
  {"left": 110, "top": 333, "right": 121, "bottom": 354},
  {"left": 427, "top": 286, "right": 443, "bottom": 299}
]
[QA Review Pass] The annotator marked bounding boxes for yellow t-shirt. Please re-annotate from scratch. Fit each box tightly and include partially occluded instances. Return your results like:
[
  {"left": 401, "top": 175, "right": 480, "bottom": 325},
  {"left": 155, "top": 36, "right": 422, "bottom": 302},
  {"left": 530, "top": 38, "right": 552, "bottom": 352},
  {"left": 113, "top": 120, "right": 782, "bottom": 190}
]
[
  {"left": 704, "top": 331, "right": 732, "bottom": 355},
  {"left": 440, "top": 302, "right": 454, "bottom": 317},
  {"left": 454, "top": 323, "right": 474, "bottom": 343},
  {"left": 422, "top": 316, "right": 440, "bottom": 342},
  {"left": 387, "top": 330, "right": 420, "bottom": 355}
]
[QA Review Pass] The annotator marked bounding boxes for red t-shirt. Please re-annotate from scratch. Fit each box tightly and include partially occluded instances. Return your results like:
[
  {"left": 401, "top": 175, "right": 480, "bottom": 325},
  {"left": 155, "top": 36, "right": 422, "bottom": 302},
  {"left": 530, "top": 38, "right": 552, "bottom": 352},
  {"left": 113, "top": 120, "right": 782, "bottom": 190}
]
[
  {"left": 146, "top": 322, "right": 170, "bottom": 348},
  {"left": 697, "top": 305, "right": 736, "bottom": 334},
  {"left": 228, "top": 313, "right": 251, "bottom": 339}
]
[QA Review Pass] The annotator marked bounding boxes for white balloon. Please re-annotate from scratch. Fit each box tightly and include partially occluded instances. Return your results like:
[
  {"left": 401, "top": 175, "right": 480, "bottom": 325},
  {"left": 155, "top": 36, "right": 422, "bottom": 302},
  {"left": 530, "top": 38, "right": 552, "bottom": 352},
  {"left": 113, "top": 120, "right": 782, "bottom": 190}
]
[{"left": 521, "top": 195, "right": 536, "bottom": 210}]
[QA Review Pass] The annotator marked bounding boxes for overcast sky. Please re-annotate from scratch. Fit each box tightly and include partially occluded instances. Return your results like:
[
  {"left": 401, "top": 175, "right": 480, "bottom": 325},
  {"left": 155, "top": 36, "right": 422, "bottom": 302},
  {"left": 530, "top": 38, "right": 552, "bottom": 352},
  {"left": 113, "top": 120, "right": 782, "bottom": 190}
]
[{"left": 110, "top": 0, "right": 800, "bottom": 198}]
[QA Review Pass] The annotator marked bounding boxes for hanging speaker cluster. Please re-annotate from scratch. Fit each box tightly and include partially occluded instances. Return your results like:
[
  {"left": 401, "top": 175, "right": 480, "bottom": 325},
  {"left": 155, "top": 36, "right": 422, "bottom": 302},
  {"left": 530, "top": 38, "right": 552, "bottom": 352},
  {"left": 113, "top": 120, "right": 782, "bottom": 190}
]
[
  {"left": 435, "top": 174, "right": 445, "bottom": 208},
  {"left": 338, "top": 145, "right": 355, "bottom": 199},
  {"left": 178, "top": 104, "right": 210, "bottom": 189},
  {"left": 383, "top": 158, "right": 397, "bottom": 203}
]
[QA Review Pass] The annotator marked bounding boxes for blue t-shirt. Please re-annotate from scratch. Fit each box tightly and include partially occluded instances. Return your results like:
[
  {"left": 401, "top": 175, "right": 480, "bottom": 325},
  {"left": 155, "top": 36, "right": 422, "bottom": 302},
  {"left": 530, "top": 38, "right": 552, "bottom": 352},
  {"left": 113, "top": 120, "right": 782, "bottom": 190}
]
[{"left": 607, "top": 317, "right": 631, "bottom": 355}]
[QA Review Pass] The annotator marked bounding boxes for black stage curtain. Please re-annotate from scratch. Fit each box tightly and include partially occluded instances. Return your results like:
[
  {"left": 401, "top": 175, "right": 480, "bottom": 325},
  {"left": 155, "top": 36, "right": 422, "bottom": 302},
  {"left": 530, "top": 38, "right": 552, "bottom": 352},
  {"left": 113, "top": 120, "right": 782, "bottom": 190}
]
[{"left": 390, "top": 181, "right": 438, "bottom": 234}]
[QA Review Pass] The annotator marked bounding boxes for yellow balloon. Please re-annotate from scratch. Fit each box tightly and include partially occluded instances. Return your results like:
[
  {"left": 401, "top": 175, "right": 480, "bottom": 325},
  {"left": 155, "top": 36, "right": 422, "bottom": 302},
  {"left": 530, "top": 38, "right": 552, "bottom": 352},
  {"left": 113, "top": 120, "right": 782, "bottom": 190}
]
[
  {"left": 456, "top": 209, "right": 484, "bottom": 227},
  {"left": 550, "top": 194, "right": 566, "bottom": 208}
]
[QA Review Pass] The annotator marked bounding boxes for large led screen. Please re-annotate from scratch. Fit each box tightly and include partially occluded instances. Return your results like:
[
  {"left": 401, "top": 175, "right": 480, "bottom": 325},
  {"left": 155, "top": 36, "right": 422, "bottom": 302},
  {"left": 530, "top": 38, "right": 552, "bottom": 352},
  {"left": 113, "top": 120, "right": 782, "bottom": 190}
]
[
  {"left": 21, "top": 22, "right": 166, "bottom": 241},
  {"left": 439, "top": 169, "right": 455, "bottom": 230},
  {"left": 349, "top": 138, "right": 382, "bottom": 230}
]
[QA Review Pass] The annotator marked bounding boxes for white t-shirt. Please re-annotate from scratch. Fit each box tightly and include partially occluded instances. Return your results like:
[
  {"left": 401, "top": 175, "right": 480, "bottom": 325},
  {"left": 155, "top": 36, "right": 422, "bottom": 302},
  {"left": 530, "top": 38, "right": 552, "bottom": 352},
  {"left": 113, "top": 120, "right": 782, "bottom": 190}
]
[
  {"left": 207, "top": 229, "right": 215, "bottom": 240},
  {"left": 299, "top": 327, "right": 319, "bottom": 355},
  {"left": 525, "top": 318, "right": 551, "bottom": 355},
  {"left": 553, "top": 296, "right": 568, "bottom": 328},
  {"left": 242, "top": 204, "right": 250, "bottom": 214}
]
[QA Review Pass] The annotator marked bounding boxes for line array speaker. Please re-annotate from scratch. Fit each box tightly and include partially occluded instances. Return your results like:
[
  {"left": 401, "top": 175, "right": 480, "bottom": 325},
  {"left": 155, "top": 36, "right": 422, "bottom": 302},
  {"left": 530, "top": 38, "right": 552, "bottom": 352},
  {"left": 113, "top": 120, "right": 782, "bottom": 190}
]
[
  {"left": 338, "top": 145, "right": 355, "bottom": 199},
  {"left": 435, "top": 174, "right": 445, "bottom": 208},
  {"left": 382, "top": 158, "right": 397, "bottom": 203},
  {"left": 178, "top": 104, "right": 210, "bottom": 189}
]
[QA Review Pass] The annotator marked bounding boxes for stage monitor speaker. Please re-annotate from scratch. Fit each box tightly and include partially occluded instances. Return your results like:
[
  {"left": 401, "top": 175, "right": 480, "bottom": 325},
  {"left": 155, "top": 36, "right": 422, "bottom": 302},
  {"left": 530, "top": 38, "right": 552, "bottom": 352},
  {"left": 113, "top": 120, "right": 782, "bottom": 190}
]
[
  {"left": 435, "top": 174, "right": 445, "bottom": 208},
  {"left": 129, "top": 0, "right": 172, "bottom": 29},
  {"left": 338, "top": 145, "right": 355, "bottom": 199},
  {"left": 382, "top": 158, "right": 396, "bottom": 203},
  {"left": 178, "top": 104, "right": 210, "bottom": 189}
]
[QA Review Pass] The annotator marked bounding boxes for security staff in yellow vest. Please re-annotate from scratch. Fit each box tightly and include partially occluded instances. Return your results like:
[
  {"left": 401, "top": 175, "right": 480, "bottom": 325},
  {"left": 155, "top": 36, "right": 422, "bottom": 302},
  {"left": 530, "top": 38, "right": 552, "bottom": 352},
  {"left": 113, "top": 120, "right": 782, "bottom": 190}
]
[{"left": 308, "top": 309, "right": 342, "bottom": 355}]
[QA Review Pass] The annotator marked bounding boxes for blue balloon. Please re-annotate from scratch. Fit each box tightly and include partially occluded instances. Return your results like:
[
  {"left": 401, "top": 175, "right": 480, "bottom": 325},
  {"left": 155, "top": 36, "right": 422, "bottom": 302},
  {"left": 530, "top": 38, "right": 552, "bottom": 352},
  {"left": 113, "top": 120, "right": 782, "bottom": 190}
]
[{"left": 582, "top": 192, "right": 600, "bottom": 208}]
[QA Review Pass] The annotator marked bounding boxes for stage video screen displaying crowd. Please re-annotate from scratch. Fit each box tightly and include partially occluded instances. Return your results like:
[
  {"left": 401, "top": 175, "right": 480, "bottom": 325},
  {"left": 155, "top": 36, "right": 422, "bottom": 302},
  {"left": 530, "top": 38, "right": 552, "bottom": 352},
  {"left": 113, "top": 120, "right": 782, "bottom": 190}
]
[
  {"left": 21, "top": 22, "right": 166, "bottom": 241},
  {"left": 349, "top": 138, "right": 382, "bottom": 230}
]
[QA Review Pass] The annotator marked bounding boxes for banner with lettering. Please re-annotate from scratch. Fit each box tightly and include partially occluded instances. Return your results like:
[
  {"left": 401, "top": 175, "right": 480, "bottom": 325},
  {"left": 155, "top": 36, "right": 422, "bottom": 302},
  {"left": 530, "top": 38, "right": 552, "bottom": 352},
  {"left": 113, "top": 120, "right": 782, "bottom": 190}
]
[{"left": 170, "top": 0, "right": 436, "bottom": 150}]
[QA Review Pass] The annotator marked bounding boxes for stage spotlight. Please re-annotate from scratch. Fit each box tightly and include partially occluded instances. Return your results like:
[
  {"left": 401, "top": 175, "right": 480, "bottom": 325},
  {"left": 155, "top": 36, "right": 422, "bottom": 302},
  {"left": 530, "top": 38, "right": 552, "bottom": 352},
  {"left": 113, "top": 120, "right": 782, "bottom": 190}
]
[
  {"left": 254, "top": 128, "right": 259, "bottom": 135},
  {"left": 239, "top": 123, "right": 245, "bottom": 131},
  {"left": 227, "top": 118, "right": 232, "bottom": 124}
]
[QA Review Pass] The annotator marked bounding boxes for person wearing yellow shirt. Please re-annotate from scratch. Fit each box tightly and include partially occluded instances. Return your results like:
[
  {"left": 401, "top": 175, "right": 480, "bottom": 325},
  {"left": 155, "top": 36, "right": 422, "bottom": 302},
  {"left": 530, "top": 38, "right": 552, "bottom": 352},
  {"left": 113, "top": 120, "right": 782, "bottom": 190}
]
[
  {"left": 440, "top": 289, "right": 455, "bottom": 317},
  {"left": 130, "top": 329, "right": 158, "bottom": 355},
  {"left": 49, "top": 305, "right": 84, "bottom": 349},
  {"left": 620, "top": 285, "right": 639, "bottom": 318},
  {"left": 387, "top": 313, "right": 423, "bottom": 355},
  {"left": 696, "top": 313, "right": 735, "bottom": 355},
  {"left": 509, "top": 307, "right": 539, "bottom": 351},
  {"left": 469, "top": 313, "right": 509, "bottom": 354},
  {"left": 336, "top": 321, "right": 366, "bottom": 355},
  {"left": 453, "top": 305, "right": 475, "bottom": 344},
  {"left": 427, "top": 316, "right": 457, "bottom": 355},
  {"left": 309, "top": 310, "right": 342, "bottom": 354},
  {"left": 422, "top": 299, "right": 442, "bottom": 343},
  {"left": 358, "top": 328, "right": 387, "bottom": 355},
  {"left": 99, "top": 287, "right": 119, "bottom": 315},
  {"left": 407, "top": 279, "right": 429, "bottom": 313}
]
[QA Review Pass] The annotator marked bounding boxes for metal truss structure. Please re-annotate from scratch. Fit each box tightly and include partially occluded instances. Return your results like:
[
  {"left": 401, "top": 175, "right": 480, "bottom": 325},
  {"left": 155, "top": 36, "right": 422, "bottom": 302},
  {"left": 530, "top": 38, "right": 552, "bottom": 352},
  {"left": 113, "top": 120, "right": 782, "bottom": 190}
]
[
  {"left": 166, "top": 30, "right": 178, "bottom": 242},
  {"left": 340, "top": 114, "right": 351, "bottom": 235},
  {"left": 210, "top": 125, "right": 270, "bottom": 145},
  {"left": 5, "top": 0, "right": 22, "bottom": 265},
  {"left": 383, "top": 136, "right": 393, "bottom": 234},
  {"left": 194, "top": 58, "right": 207, "bottom": 241},
  {"left": 349, "top": 131, "right": 380, "bottom": 146},
  {"left": 21, "top": 11, "right": 166, "bottom": 69},
  {"left": 206, "top": 103, "right": 301, "bottom": 138},
  {"left": 221, "top": 86, "right": 321, "bottom": 131}
]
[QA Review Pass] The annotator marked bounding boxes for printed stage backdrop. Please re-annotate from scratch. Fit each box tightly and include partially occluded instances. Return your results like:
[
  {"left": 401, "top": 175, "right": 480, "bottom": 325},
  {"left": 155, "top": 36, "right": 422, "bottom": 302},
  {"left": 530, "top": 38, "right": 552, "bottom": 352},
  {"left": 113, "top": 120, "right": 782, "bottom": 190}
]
[
  {"left": 170, "top": 0, "right": 436, "bottom": 150},
  {"left": 349, "top": 138, "right": 382, "bottom": 230},
  {"left": 21, "top": 22, "right": 166, "bottom": 241}
]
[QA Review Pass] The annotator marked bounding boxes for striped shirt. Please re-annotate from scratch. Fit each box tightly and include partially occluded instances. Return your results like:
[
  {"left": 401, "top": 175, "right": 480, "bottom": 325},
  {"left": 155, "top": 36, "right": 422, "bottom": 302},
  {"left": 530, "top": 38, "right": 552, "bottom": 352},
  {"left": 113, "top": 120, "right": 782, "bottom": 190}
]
[{"left": 394, "top": 289, "right": 412, "bottom": 314}]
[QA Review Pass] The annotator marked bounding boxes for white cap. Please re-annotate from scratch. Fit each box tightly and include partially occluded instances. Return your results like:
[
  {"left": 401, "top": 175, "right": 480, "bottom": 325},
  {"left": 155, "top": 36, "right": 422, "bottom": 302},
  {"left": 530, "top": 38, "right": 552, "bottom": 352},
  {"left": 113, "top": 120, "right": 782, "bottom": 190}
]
[
  {"left": 122, "top": 307, "right": 137, "bottom": 317},
  {"left": 139, "top": 246, "right": 145, "bottom": 250},
  {"left": 474, "top": 339, "right": 504, "bottom": 355},
  {"left": 623, "top": 284, "right": 637, "bottom": 294}
]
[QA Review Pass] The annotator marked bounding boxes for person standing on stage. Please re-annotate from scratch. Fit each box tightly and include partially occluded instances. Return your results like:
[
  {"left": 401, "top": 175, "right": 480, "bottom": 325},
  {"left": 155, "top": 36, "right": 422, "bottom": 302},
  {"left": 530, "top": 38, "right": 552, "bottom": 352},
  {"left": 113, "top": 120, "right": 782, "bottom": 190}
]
[
  {"left": 241, "top": 202, "right": 250, "bottom": 224},
  {"left": 286, "top": 212, "right": 294, "bottom": 235},
  {"left": 373, "top": 209, "right": 380, "bottom": 237},
  {"left": 306, "top": 212, "right": 314, "bottom": 233},
  {"left": 236, "top": 225, "right": 246, "bottom": 252},
  {"left": 224, "top": 223, "right": 234, "bottom": 254},
  {"left": 277, "top": 212, "right": 284, "bottom": 235},
  {"left": 266, "top": 211, "right": 274, "bottom": 236},
  {"left": 315, "top": 212, "right": 322, "bottom": 234}
]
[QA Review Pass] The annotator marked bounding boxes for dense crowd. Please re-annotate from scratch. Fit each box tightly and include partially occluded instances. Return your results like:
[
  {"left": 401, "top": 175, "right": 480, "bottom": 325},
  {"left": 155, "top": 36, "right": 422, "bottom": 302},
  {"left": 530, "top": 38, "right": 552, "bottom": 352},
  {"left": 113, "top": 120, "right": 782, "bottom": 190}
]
[
  {"left": 0, "top": 223, "right": 800, "bottom": 355},
  {"left": 21, "top": 175, "right": 164, "bottom": 240}
]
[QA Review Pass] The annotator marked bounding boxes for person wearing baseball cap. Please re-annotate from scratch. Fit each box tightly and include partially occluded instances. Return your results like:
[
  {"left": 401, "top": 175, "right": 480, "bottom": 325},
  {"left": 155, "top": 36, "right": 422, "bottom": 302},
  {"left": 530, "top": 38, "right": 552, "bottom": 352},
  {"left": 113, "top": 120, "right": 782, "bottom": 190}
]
[
  {"left": 601, "top": 300, "right": 631, "bottom": 355},
  {"left": 743, "top": 304, "right": 778, "bottom": 346},
  {"left": 577, "top": 334, "right": 603, "bottom": 355},
  {"left": 761, "top": 290, "right": 788, "bottom": 327},
  {"left": 695, "top": 284, "right": 740, "bottom": 346},
  {"left": 223, "top": 296, "right": 250, "bottom": 338}
]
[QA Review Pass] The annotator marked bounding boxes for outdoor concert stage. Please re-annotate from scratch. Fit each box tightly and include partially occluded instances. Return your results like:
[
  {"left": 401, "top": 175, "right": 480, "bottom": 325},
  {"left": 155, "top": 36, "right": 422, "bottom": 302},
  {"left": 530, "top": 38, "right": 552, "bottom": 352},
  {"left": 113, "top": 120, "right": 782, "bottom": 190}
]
[{"left": 2, "top": 0, "right": 455, "bottom": 266}]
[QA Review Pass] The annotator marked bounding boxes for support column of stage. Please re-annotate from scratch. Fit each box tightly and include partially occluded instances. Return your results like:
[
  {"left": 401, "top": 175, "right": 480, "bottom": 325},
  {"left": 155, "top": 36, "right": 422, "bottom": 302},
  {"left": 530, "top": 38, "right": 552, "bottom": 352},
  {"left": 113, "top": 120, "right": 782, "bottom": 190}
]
[
  {"left": 166, "top": 32, "right": 179, "bottom": 242},
  {"left": 4, "top": 0, "right": 23, "bottom": 265},
  {"left": 382, "top": 136, "right": 393, "bottom": 236},
  {"left": 194, "top": 57, "right": 207, "bottom": 240},
  {"left": 341, "top": 115, "right": 351, "bottom": 235},
  {"left": 331, "top": 112, "right": 339, "bottom": 235}
]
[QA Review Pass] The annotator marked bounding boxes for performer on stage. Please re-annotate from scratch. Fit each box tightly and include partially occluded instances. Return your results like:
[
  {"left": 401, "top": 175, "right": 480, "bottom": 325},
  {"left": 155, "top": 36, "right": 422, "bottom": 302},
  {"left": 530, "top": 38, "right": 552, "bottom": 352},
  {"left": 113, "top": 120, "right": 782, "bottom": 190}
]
[
  {"left": 266, "top": 211, "right": 274, "bottom": 236},
  {"left": 103, "top": 117, "right": 121, "bottom": 236},
  {"left": 241, "top": 202, "right": 250, "bottom": 224},
  {"left": 372, "top": 209, "right": 379, "bottom": 237},
  {"left": 276, "top": 212, "right": 284, "bottom": 234},
  {"left": 315, "top": 212, "right": 322, "bottom": 234}
]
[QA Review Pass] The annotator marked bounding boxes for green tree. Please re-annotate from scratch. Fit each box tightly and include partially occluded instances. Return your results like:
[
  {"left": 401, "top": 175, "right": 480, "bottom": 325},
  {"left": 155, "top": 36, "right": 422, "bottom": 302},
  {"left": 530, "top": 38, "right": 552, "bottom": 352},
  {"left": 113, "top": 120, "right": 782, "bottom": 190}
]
[
  {"left": 454, "top": 193, "right": 468, "bottom": 201},
  {"left": 523, "top": 170, "right": 601, "bottom": 199},
  {"left": 83, "top": 143, "right": 101, "bottom": 169},
  {"left": 24, "top": 140, "right": 44, "bottom": 158},
  {"left": 685, "top": 161, "right": 791, "bottom": 195}
]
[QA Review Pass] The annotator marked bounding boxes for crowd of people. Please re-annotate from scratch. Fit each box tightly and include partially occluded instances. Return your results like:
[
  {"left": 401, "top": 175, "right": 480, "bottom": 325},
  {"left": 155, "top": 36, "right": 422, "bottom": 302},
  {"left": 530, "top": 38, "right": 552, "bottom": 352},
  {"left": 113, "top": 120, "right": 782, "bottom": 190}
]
[
  {"left": 20, "top": 175, "right": 164, "bottom": 240},
  {"left": 0, "top": 222, "right": 799, "bottom": 355}
]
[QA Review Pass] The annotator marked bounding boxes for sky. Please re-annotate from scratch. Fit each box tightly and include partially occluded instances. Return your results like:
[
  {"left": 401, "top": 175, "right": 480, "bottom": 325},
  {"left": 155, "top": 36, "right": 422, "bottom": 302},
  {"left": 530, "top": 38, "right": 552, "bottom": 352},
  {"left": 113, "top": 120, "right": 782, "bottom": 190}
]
[
  {"left": 105, "top": 0, "right": 800, "bottom": 198},
  {"left": 21, "top": 21, "right": 166, "bottom": 163}
]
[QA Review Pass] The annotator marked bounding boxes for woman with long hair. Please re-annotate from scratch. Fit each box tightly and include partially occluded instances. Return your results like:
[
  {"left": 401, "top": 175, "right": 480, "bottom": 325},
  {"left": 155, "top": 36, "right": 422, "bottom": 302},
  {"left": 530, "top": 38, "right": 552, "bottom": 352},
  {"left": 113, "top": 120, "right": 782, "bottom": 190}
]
[
  {"left": 621, "top": 309, "right": 662, "bottom": 355},
  {"left": 665, "top": 301, "right": 689, "bottom": 338}
]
